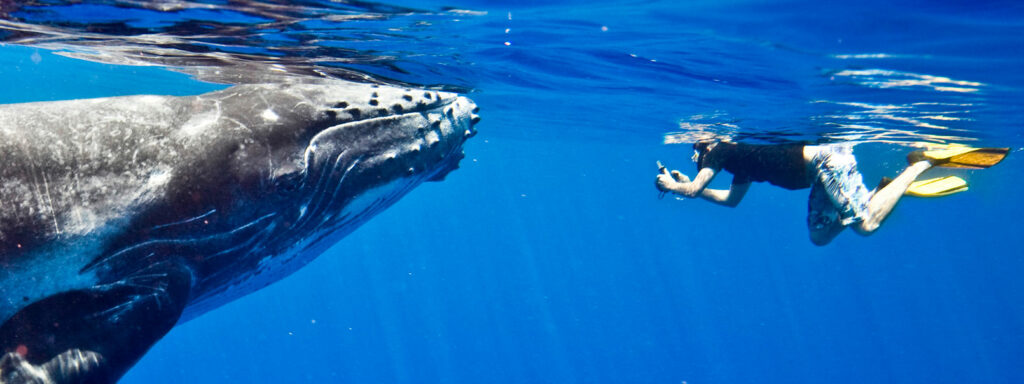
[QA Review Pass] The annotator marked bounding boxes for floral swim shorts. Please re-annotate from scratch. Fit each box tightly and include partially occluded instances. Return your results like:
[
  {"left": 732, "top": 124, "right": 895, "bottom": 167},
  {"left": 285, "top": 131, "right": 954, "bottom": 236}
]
[{"left": 806, "top": 144, "right": 872, "bottom": 230}]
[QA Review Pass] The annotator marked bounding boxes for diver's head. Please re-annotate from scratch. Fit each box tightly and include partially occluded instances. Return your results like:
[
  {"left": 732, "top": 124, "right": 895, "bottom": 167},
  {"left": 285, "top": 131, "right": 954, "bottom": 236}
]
[{"left": 692, "top": 140, "right": 719, "bottom": 167}]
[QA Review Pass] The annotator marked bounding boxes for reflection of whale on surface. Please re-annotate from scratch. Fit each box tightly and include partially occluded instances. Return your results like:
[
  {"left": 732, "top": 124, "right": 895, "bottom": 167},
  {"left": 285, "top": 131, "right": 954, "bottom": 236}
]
[{"left": 0, "top": 81, "right": 479, "bottom": 383}]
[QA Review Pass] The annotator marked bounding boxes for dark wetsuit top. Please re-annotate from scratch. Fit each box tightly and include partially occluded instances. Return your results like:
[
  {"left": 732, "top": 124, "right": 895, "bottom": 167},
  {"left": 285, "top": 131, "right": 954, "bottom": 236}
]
[{"left": 698, "top": 142, "right": 810, "bottom": 190}]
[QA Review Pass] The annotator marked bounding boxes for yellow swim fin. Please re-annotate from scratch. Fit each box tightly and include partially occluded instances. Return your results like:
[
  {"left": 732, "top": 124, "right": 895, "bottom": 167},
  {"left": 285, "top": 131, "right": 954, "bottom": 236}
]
[
  {"left": 905, "top": 176, "right": 968, "bottom": 197},
  {"left": 908, "top": 144, "right": 1010, "bottom": 169}
]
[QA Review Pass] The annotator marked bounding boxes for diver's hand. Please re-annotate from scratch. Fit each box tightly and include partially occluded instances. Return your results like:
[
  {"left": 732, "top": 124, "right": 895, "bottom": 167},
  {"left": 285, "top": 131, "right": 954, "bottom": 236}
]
[
  {"left": 656, "top": 172, "right": 677, "bottom": 193},
  {"left": 657, "top": 173, "right": 690, "bottom": 192},
  {"left": 656, "top": 161, "right": 672, "bottom": 193},
  {"left": 655, "top": 161, "right": 691, "bottom": 194},
  {"left": 671, "top": 170, "right": 690, "bottom": 183}
]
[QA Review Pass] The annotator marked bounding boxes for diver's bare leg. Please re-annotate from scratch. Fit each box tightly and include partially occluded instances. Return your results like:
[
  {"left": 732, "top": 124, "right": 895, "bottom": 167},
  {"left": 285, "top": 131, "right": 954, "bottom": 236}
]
[{"left": 854, "top": 160, "right": 932, "bottom": 234}]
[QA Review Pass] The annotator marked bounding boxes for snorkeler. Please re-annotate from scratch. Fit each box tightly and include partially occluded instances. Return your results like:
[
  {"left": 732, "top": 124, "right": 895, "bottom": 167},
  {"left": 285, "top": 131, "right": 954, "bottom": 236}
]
[{"left": 655, "top": 141, "right": 1008, "bottom": 245}]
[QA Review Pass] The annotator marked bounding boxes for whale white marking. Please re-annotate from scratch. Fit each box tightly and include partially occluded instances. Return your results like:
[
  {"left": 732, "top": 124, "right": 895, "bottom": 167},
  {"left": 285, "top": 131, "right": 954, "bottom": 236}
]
[
  {"left": 179, "top": 102, "right": 221, "bottom": 137},
  {"left": 261, "top": 108, "right": 279, "bottom": 122},
  {"left": 151, "top": 209, "right": 217, "bottom": 231}
]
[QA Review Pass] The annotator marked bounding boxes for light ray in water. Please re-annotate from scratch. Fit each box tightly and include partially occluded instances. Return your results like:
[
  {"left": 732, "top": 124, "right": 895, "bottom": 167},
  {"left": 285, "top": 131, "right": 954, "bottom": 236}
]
[{"left": 830, "top": 69, "right": 984, "bottom": 93}]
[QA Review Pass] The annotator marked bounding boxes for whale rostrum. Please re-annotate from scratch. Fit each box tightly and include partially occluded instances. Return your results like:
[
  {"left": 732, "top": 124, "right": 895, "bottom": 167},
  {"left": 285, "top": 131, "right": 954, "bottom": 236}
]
[{"left": 0, "top": 81, "right": 479, "bottom": 383}]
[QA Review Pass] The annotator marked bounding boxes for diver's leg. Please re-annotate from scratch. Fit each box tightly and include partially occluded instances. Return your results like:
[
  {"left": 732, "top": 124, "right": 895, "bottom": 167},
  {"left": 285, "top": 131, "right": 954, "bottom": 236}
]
[
  {"left": 855, "top": 160, "right": 932, "bottom": 234},
  {"left": 807, "top": 180, "right": 846, "bottom": 246},
  {"left": 805, "top": 143, "right": 878, "bottom": 243},
  {"left": 0, "top": 260, "right": 193, "bottom": 383}
]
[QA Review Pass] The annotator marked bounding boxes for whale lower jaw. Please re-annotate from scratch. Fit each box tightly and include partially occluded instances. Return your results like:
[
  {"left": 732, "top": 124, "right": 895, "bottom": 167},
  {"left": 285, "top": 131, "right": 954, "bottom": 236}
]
[{"left": 176, "top": 172, "right": 423, "bottom": 323}]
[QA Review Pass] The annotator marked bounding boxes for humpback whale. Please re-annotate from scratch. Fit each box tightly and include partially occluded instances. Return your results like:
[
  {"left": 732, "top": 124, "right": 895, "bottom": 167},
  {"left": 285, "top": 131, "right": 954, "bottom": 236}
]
[{"left": 0, "top": 81, "right": 479, "bottom": 383}]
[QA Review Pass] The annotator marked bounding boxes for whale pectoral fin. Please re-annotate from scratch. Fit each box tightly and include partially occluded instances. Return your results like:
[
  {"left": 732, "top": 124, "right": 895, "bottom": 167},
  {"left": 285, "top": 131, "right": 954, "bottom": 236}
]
[
  {"left": 0, "top": 261, "right": 193, "bottom": 383},
  {"left": 1, "top": 349, "right": 101, "bottom": 383}
]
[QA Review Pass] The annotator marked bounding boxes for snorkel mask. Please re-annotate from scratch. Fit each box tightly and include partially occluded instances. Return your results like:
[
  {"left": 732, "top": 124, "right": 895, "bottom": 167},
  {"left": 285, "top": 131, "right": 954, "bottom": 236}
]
[{"left": 693, "top": 141, "right": 715, "bottom": 169}]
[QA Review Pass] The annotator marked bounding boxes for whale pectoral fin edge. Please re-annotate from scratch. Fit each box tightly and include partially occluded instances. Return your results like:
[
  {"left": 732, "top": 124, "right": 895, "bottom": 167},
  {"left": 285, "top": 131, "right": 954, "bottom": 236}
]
[
  {"left": 0, "top": 261, "right": 194, "bottom": 384},
  {"left": 1, "top": 349, "right": 102, "bottom": 384}
]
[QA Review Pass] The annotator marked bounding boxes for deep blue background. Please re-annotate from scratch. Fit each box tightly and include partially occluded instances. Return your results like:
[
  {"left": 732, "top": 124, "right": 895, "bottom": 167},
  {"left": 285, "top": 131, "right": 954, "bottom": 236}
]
[{"left": 1, "top": 0, "right": 1022, "bottom": 382}]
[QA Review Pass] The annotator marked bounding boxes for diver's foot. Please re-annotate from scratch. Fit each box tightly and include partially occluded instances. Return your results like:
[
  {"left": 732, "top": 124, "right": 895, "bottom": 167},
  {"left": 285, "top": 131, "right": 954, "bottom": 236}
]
[{"left": 906, "top": 150, "right": 946, "bottom": 166}]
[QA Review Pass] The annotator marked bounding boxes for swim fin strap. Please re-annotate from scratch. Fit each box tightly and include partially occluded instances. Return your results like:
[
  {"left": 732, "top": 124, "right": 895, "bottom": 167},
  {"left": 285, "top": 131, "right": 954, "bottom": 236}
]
[{"left": 905, "top": 176, "right": 968, "bottom": 197}]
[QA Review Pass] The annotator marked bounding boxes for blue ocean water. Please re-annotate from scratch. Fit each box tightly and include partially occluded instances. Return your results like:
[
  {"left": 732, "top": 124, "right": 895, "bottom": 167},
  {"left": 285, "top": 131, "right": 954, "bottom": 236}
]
[{"left": 1, "top": 0, "right": 1023, "bottom": 383}]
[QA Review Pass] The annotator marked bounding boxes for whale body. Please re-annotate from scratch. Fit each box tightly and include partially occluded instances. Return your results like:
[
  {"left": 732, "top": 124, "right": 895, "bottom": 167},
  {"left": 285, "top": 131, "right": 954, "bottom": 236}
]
[{"left": 0, "top": 81, "right": 479, "bottom": 383}]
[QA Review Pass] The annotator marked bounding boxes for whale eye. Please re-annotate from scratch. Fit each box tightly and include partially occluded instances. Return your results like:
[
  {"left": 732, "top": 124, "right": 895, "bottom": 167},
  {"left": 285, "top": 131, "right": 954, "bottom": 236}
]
[{"left": 272, "top": 172, "right": 303, "bottom": 195}]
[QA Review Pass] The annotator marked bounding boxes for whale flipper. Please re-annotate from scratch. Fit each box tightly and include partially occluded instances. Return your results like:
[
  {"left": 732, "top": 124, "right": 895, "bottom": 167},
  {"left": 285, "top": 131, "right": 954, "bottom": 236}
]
[
  {"left": 1, "top": 349, "right": 102, "bottom": 384},
  {"left": 0, "top": 261, "right": 194, "bottom": 383}
]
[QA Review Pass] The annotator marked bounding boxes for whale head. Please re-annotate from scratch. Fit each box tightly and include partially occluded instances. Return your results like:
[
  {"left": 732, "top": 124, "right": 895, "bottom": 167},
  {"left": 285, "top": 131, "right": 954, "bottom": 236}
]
[
  {"left": 199, "top": 81, "right": 479, "bottom": 225},
  {"left": 233, "top": 81, "right": 479, "bottom": 246},
  {"left": 170, "top": 81, "right": 479, "bottom": 318},
  {"left": 286, "top": 82, "right": 477, "bottom": 223}
]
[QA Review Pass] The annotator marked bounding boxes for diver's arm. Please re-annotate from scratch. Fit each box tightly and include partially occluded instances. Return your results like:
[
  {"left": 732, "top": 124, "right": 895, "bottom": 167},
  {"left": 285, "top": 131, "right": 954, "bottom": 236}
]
[
  {"left": 657, "top": 164, "right": 749, "bottom": 206},
  {"left": 697, "top": 177, "right": 750, "bottom": 207},
  {"left": 657, "top": 166, "right": 716, "bottom": 198}
]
